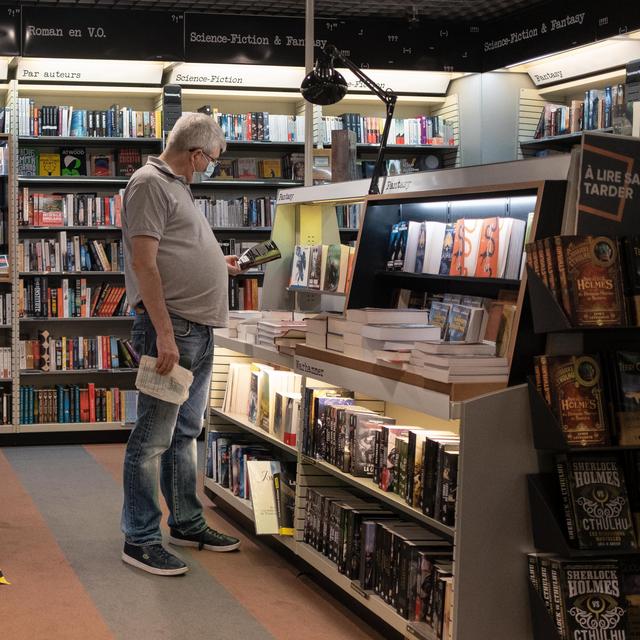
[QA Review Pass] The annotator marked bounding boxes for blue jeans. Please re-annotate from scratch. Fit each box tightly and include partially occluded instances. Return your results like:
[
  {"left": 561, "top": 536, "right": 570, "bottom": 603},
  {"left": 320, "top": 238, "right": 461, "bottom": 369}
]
[{"left": 121, "top": 313, "right": 214, "bottom": 546}]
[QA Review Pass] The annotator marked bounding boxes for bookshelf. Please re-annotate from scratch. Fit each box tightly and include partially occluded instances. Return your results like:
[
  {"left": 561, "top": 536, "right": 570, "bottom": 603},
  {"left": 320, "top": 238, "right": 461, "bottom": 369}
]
[{"left": 203, "top": 157, "right": 574, "bottom": 639}]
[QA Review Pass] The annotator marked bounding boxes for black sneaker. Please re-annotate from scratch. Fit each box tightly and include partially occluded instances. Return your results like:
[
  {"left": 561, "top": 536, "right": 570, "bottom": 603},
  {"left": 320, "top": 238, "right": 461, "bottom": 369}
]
[
  {"left": 122, "top": 542, "right": 189, "bottom": 576},
  {"left": 168, "top": 527, "right": 241, "bottom": 552}
]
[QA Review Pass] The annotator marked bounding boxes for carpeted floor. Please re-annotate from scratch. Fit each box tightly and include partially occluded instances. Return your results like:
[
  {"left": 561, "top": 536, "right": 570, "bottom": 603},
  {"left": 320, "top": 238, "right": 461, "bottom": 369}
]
[{"left": 0, "top": 443, "right": 386, "bottom": 640}]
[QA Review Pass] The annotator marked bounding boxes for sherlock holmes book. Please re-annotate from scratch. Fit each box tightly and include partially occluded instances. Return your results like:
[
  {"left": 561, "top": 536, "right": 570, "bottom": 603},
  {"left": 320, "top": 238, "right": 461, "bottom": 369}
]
[{"left": 556, "top": 453, "right": 636, "bottom": 550}]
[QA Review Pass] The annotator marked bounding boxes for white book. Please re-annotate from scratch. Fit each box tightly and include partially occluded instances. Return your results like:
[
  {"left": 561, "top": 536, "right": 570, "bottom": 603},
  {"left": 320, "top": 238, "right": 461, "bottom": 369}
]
[
  {"left": 423, "top": 221, "right": 448, "bottom": 275},
  {"left": 504, "top": 218, "right": 527, "bottom": 280},
  {"left": 343, "top": 344, "right": 376, "bottom": 361},
  {"left": 290, "top": 245, "right": 310, "bottom": 287},
  {"left": 413, "top": 341, "right": 496, "bottom": 356},
  {"left": 305, "top": 332, "right": 327, "bottom": 349},
  {"left": 327, "top": 317, "right": 362, "bottom": 335},
  {"left": 497, "top": 218, "right": 514, "bottom": 279},
  {"left": 346, "top": 308, "right": 429, "bottom": 324},
  {"left": 405, "top": 363, "right": 509, "bottom": 384},
  {"left": 412, "top": 351, "right": 509, "bottom": 371},
  {"left": 361, "top": 324, "right": 441, "bottom": 341},
  {"left": 403, "top": 221, "right": 423, "bottom": 273},
  {"left": 326, "top": 333, "right": 344, "bottom": 352},
  {"left": 246, "top": 460, "right": 280, "bottom": 535}
]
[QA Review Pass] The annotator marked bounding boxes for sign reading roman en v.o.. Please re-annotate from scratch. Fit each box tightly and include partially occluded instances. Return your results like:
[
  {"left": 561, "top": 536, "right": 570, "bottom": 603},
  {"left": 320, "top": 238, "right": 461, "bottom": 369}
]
[
  {"left": 22, "top": 6, "right": 183, "bottom": 61},
  {"left": 577, "top": 133, "right": 640, "bottom": 237}
]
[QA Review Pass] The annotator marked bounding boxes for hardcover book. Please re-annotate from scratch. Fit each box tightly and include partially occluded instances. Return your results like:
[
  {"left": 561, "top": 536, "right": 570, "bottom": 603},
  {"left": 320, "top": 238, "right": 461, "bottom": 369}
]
[
  {"left": 556, "top": 235, "right": 626, "bottom": 327},
  {"left": 38, "top": 153, "right": 61, "bottom": 177},
  {"left": 116, "top": 148, "right": 142, "bottom": 177},
  {"left": 542, "top": 354, "right": 610, "bottom": 447},
  {"left": 387, "top": 223, "right": 400, "bottom": 270},
  {"left": 438, "top": 223, "right": 456, "bottom": 275},
  {"left": 90, "top": 153, "right": 114, "bottom": 177},
  {"left": 18, "top": 148, "right": 37, "bottom": 177},
  {"left": 414, "top": 222, "right": 427, "bottom": 273},
  {"left": 307, "top": 245, "right": 323, "bottom": 289},
  {"left": 289, "top": 245, "right": 310, "bottom": 287},
  {"left": 61, "top": 148, "right": 86, "bottom": 176},
  {"left": 474, "top": 217, "right": 499, "bottom": 278},
  {"left": 557, "top": 453, "right": 636, "bottom": 550},
  {"left": 611, "top": 351, "right": 640, "bottom": 445},
  {"left": 449, "top": 220, "right": 465, "bottom": 276},
  {"left": 323, "top": 244, "right": 341, "bottom": 292},
  {"left": 237, "top": 239, "right": 281, "bottom": 270}
]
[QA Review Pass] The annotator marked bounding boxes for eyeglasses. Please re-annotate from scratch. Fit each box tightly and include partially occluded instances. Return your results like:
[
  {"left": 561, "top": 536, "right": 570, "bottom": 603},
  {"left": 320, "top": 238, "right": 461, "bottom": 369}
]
[{"left": 189, "top": 148, "right": 219, "bottom": 169}]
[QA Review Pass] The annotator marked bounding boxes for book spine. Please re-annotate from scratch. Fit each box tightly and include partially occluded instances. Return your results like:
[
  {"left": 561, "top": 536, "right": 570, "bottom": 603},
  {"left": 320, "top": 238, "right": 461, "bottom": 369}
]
[{"left": 556, "top": 456, "right": 577, "bottom": 542}]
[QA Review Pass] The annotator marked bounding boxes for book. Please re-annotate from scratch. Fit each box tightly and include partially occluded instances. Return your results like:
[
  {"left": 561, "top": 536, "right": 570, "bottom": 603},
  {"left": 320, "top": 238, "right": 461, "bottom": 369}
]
[
  {"left": 38, "top": 153, "right": 61, "bottom": 177},
  {"left": 438, "top": 223, "right": 456, "bottom": 275},
  {"left": 247, "top": 460, "right": 279, "bottom": 535},
  {"left": 611, "top": 351, "right": 640, "bottom": 446},
  {"left": 289, "top": 245, "right": 310, "bottom": 287},
  {"left": 539, "top": 354, "right": 610, "bottom": 447},
  {"left": 90, "top": 153, "right": 114, "bottom": 177},
  {"left": 18, "top": 148, "right": 37, "bottom": 176},
  {"left": 474, "top": 217, "right": 499, "bottom": 278},
  {"left": 323, "top": 244, "right": 342, "bottom": 292},
  {"left": 116, "top": 148, "right": 142, "bottom": 177},
  {"left": 445, "top": 305, "right": 485, "bottom": 343},
  {"left": 60, "top": 148, "right": 86, "bottom": 176},
  {"left": 307, "top": 245, "right": 324, "bottom": 289},
  {"left": 361, "top": 324, "right": 441, "bottom": 342},
  {"left": 273, "top": 463, "right": 296, "bottom": 536},
  {"left": 403, "top": 221, "right": 424, "bottom": 273},
  {"left": 237, "top": 239, "right": 281, "bottom": 270},
  {"left": 346, "top": 308, "right": 428, "bottom": 324},
  {"left": 557, "top": 453, "right": 636, "bottom": 550}
]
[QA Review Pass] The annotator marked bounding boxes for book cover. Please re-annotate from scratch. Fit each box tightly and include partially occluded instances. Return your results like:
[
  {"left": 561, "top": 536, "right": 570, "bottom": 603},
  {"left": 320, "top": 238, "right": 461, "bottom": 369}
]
[
  {"left": 260, "top": 159, "right": 282, "bottom": 178},
  {"left": 18, "top": 148, "right": 37, "bottom": 177},
  {"left": 428, "top": 301, "right": 451, "bottom": 339},
  {"left": 546, "top": 354, "right": 610, "bottom": 446},
  {"left": 559, "top": 454, "right": 636, "bottom": 550},
  {"left": 403, "top": 221, "right": 423, "bottom": 273},
  {"left": 414, "top": 222, "right": 427, "bottom": 273},
  {"left": 438, "top": 223, "right": 455, "bottom": 275},
  {"left": 449, "top": 219, "right": 465, "bottom": 276},
  {"left": 559, "top": 561, "right": 628, "bottom": 638},
  {"left": 61, "top": 148, "right": 86, "bottom": 176},
  {"left": 273, "top": 462, "right": 296, "bottom": 536},
  {"left": 445, "top": 304, "right": 471, "bottom": 342},
  {"left": 461, "top": 218, "right": 482, "bottom": 277},
  {"left": 307, "top": 245, "right": 323, "bottom": 289},
  {"left": 351, "top": 417, "right": 390, "bottom": 477},
  {"left": 37, "top": 195, "right": 65, "bottom": 226},
  {"left": 38, "top": 153, "right": 61, "bottom": 177},
  {"left": 474, "top": 217, "right": 499, "bottom": 278},
  {"left": 236, "top": 158, "right": 258, "bottom": 179},
  {"left": 90, "top": 153, "right": 114, "bottom": 177},
  {"left": 290, "top": 245, "right": 310, "bottom": 287},
  {"left": 116, "top": 148, "right": 142, "bottom": 177},
  {"left": 386, "top": 223, "right": 399, "bottom": 270},
  {"left": 323, "top": 244, "right": 341, "bottom": 292},
  {"left": 558, "top": 235, "right": 626, "bottom": 327},
  {"left": 612, "top": 351, "right": 640, "bottom": 445},
  {"left": 394, "top": 221, "right": 408, "bottom": 270},
  {"left": 247, "top": 460, "right": 279, "bottom": 535},
  {"left": 237, "top": 239, "right": 281, "bottom": 270}
]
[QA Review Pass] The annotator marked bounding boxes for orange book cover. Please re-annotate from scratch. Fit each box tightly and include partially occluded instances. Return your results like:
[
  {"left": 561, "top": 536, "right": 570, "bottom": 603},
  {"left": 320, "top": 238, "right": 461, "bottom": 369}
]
[
  {"left": 251, "top": 278, "right": 259, "bottom": 310},
  {"left": 88, "top": 382, "right": 96, "bottom": 422},
  {"left": 80, "top": 389, "right": 90, "bottom": 422},
  {"left": 474, "top": 217, "right": 499, "bottom": 278},
  {"left": 449, "top": 220, "right": 465, "bottom": 276}
]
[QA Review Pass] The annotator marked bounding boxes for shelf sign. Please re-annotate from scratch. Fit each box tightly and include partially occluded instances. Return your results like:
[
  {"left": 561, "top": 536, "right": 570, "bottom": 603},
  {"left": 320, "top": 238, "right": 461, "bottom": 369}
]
[
  {"left": 185, "top": 13, "right": 482, "bottom": 72},
  {"left": 295, "top": 358, "right": 325, "bottom": 379},
  {"left": 167, "top": 62, "right": 305, "bottom": 89},
  {"left": 526, "top": 37, "right": 640, "bottom": 86},
  {"left": 17, "top": 58, "right": 164, "bottom": 84},
  {"left": 22, "top": 6, "right": 183, "bottom": 61},
  {"left": 483, "top": 2, "right": 598, "bottom": 70}
]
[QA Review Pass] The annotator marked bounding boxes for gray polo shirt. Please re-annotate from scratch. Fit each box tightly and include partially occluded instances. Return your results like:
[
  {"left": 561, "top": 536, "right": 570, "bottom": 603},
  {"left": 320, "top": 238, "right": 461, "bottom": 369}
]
[{"left": 122, "top": 156, "right": 229, "bottom": 327}]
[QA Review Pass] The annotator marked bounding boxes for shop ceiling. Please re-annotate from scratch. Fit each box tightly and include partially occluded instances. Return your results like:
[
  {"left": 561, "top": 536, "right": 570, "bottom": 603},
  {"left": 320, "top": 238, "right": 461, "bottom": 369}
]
[{"left": 16, "top": 0, "right": 546, "bottom": 20}]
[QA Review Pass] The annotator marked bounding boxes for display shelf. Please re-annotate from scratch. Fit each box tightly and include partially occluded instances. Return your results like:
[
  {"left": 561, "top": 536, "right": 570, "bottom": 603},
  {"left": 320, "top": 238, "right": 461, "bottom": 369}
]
[
  {"left": 19, "top": 226, "right": 122, "bottom": 232},
  {"left": 20, "top": 368, "right": 138, "bottom": 376},
  {"left": 301, "top": 453, "right": 454, "bottom": 538},
  {"left": 18, "top": 421, "right": 130, "bottom": 433},
  {"left": 375, "top": 270, "right": 520, "bottom": 290},
  {"left": 235, "top": 271, "right": 265, "bottom": 280},
  {"left": 213, "top": 331, "right": 294, "bottom": 368},
  {"left": 212, "top": 227, "right": 272, "bottom": 233},
  {"left": 20, "top": 316, "right": 135, "bottom": 322},
  {"left": 295, "top": 541, "right": 433, "bottom": 639},
  {"left": 17, "top": 84, "right": 162, "bottom": 100},
  {"left": 20, "top": 271, "right": 125, "bottom": 276},
  {"left": 18, "top": 176, "right": 130, "bottom": 185},
  {"left": 287, "top": 287, "right": 346, "bottom": 297},
  {"left": 224, "top": 140, "right": 304, "bottom": 152},
  {"left": 209, "top": 406, "right": 297, "bottom": 456},
  {"left": 520, "top": 128, "right": 612, "bottom": 152},
  {"left": 19, "top": 136, "right": 162, "bottom": 146},
  {"left": 294, "top": 345, "right": 505, "bottom": 419},
  {"left": 199, "top": 179, "right": 303, "bottom": 188}
]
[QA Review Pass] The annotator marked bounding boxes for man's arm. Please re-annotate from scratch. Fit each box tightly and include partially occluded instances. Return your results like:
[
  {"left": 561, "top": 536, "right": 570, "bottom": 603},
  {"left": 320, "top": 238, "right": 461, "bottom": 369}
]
[{"left": 131, "top": 235, "right": 179, "bottom": 375}]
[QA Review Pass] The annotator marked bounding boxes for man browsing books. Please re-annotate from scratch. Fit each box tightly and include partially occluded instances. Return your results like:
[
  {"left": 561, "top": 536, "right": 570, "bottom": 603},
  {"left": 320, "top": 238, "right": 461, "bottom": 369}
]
[{"left": 121, "top": 113, "right": 241, "bottom": 576}]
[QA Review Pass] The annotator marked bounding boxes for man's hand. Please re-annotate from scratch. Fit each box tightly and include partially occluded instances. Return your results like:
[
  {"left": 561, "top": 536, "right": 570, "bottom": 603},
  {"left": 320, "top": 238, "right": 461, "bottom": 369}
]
[
  {"left": 155, "top": 331, "right": 180, "bottom": 375},
  {"left": 225, "top": 255, "right": 242, "bottom": 276}
]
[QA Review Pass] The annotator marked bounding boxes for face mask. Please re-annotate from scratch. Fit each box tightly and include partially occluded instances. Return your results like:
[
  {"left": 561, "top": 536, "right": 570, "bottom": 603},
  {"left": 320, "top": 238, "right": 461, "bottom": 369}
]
[{"left": 191, "top": 155, "right": 217, "bottom": 183}]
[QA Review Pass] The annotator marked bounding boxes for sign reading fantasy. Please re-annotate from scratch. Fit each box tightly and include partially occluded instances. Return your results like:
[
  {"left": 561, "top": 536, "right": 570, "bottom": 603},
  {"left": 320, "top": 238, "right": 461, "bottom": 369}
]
[
  {"left": 577, "top": 132, "right": 640, "bottom": 236},
  {"left": 22, "top": 6, "right": 183, "bottom": 60}
]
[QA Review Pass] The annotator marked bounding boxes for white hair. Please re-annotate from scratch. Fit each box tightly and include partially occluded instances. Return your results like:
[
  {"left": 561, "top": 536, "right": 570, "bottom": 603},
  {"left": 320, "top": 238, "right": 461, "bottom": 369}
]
[{"left": 165, "top": 112, "right": 227, "bottom": 154}]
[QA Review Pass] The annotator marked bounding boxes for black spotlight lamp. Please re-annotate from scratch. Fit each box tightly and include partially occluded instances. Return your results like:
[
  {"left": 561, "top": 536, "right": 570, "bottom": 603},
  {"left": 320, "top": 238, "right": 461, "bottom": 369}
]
[{"left": 301, "top": 44, "right": 397, "bottom": 195}]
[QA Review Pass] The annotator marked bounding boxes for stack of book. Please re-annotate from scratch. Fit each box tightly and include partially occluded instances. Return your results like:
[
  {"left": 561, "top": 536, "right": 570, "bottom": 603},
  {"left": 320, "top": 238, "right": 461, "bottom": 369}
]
[
  {"left": 20, "top": 188, "right": 125, "bottom": 227},
  {"left": 387, "top": 216, "right": 529, "bottom": 280},
  {"left": 193, "top": 195, "right": 275, "bottom": 228},
  {"left": 222, "top": 362, "right": 302, "bottom": 441},
  {"left": 303, "top": 486, "right": 454, "bottom": 631},
  {"left": 20, "top": 333, "right": 138, "bottom": 372},
  {"left": 301, "top": 385, "right": 460, "bottom": 527},
  {"left": 19, "top": 278, "right": 131, "bottom": 318},
  {"left": 19, "top": 384, "right": 138, "bottom": 425},
  {"left": 289, "top": 243, "right": 354, "bottom": 293},
  {"left": 17, "top": 99, "right": 162, "bottom": 138},
  {"left": 225, "top": 310, "right": 263, "bottom": 338},
  {"left": 533, "top": 84, "right": 617, "bottom": 139},
  {"left": 213, "top": 111, "right": 305, "bottom": 143},
  {"left": 526, "top": 234, "right": 637, "bottom": 326},
  {"left": 255, "top": 320, "right": 307, "bottom": 353},
  {"left": 19, "top": 236, "right": 123, "bottom": 272},
  {"left": 320, "top": 114, "right": 455, "bottom": 146}
]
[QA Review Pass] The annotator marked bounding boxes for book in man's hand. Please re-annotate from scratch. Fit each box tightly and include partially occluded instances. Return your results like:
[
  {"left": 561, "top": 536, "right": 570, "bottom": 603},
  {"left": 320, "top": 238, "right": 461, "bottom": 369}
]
[{"left": 237, "top": 239, "right": 281, "bottom": 270}]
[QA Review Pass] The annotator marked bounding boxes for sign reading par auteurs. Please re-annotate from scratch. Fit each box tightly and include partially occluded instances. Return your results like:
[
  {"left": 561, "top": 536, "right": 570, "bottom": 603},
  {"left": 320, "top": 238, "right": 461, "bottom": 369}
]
[{"left": 22, "top": 6, "right": 183, "bottom": 61}]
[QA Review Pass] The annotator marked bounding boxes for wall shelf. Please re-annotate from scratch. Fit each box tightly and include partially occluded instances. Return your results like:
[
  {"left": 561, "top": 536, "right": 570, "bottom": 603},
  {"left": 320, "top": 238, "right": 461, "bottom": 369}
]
[
  {"left": 20, "top": 368, "right": 138, "bottom": 376},
  {"left": 20, "top": 271, "right": 125, "bottom": 276},
  {"left": 20, "top": 316, "right": 135, "bottom": 322},
  {"left": 19, "top": 176, "right": 130, "bottom": 185},
  {"left": 214, "top": 332, "right": 294, "bottom": 368},
  {"left": 520, "top": 128, "right": 612, "bottom": 152},
  {"left": 19, "top": 226, "right": 122, "bottom": 232},
  {"left": 18, "top": 421, "right": 130, "bottom": 433},
  {"left": 19, "top": 136, "right": 162, "bottom": 146}
]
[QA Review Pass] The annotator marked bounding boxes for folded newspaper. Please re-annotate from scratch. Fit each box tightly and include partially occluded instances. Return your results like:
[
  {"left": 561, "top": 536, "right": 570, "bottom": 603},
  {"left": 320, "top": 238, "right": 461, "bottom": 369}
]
[
  {"left": 135, "top": 355, "right": 194, "bottom": 405},
  {"left": 238, "top": 239, "right": 281, "bottom": 270}
]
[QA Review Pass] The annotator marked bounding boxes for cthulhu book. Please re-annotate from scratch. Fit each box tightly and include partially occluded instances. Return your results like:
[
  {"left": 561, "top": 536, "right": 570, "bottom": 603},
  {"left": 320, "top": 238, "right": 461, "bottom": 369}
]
[
  {"left": 557, "top": 560, "right": 628, "bottom": 640},
  {"left": 557, "top": 453, "right": 636, "bottom": 550}
]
